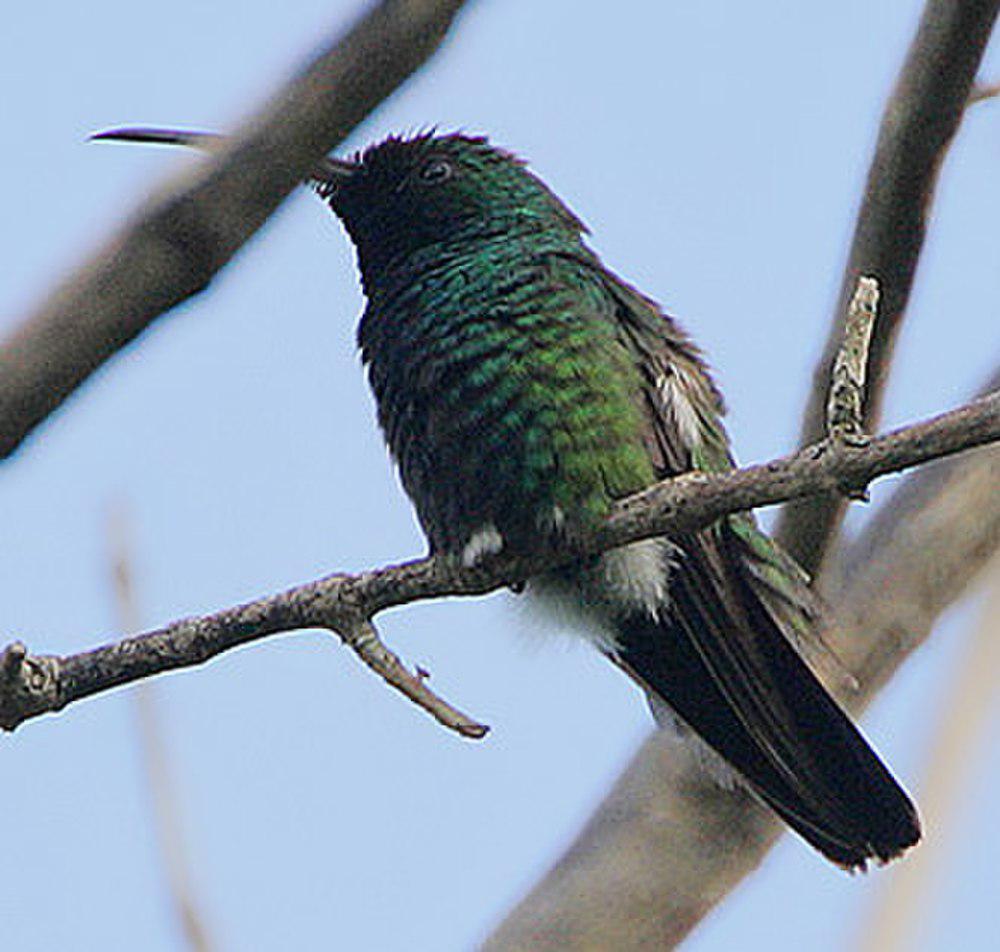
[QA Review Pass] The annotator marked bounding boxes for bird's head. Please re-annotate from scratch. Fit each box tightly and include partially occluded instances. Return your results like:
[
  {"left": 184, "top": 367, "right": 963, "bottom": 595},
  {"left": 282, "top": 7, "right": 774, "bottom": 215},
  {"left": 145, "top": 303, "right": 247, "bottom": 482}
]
[{"left": 318, "top": 132, "right": 586, "bottom": 280}]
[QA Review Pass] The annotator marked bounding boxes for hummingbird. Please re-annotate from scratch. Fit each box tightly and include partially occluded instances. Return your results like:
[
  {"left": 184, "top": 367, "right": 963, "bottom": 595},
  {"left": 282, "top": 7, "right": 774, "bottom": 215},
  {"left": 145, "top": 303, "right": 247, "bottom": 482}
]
[{"left": 93, "top": 126, "right": 920, "bottom": 869}]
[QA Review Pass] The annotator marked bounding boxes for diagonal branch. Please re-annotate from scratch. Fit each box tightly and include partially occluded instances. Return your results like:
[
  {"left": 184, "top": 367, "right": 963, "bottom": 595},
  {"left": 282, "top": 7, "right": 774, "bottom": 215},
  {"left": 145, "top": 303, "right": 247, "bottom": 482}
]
[
  {"left": 776, "top": 0, "right": 1000, "bottom": 574},
  {"left": 0, "top": 0, "right": 471, "bottom": 461},
  {"left": 858, "top": 557, "right": 1000, "bottom": 952},
  {"left": 1, "top": 390, "right": 996, "bottom": 735}
]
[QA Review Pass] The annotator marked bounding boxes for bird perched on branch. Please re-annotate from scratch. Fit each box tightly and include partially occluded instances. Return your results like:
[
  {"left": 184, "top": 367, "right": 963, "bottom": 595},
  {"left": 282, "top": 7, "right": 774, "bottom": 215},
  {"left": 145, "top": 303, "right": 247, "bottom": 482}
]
[{"left": 93, "top": 126, "right": 920, "bottom": 869}]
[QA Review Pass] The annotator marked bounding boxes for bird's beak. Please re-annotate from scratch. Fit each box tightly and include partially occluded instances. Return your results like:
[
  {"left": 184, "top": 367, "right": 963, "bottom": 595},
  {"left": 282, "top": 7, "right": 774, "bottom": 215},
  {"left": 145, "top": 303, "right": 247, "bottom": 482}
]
[
  {"left": 310, "top": 155, "right": 360, "bottom": 195},
  {"left": 90, "top": 126, "right": 360, "bottom": 188}
]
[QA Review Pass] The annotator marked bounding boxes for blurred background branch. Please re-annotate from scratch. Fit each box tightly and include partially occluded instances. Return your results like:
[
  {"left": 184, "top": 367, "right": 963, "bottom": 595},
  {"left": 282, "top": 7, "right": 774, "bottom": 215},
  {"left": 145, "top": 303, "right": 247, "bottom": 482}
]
[
  {"left": 108, "top": 503, "right": 214, "bottom": 952},
  {"left": 0, "top": 0, "right": 471, "bottom": 461},
  {"left": 859, "top": 555, "right": 1000, "bottom": 952}
]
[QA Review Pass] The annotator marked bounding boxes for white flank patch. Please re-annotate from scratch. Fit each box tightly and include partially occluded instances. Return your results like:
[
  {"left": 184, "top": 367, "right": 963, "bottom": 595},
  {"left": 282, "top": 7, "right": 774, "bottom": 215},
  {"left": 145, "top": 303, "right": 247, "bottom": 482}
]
[
  {"left": 658, "top": 365, "right": 703, "bottom": 449},
  {"left": 525, "top": 537, "right": 676, "bottom": 653},
  {"left": 600, "top": 539, "right": 671, "bottom": 619},
  {"left": 460, "top": 523, "right": 504, "bottom": 567}
]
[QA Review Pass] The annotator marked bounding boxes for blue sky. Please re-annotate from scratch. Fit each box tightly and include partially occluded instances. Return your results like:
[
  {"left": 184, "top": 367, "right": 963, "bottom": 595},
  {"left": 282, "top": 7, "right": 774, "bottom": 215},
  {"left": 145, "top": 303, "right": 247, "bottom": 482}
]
[{"left": 2, "top": 2, "right": 998, "bottom": 949}]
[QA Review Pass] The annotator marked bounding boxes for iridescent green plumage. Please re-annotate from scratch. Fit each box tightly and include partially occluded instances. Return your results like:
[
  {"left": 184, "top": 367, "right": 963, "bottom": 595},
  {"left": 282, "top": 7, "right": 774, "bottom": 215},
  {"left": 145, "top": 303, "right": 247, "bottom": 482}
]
[{"left": 338, "top": 136, "right": 657, "bottom": 551}]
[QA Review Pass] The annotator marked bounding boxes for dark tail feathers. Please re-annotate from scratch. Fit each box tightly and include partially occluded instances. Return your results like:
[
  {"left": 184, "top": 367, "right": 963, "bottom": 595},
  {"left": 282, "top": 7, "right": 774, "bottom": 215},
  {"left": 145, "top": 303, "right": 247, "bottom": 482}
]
[{"left": 612, "top": 537, "right": 920, "bottom": 869}]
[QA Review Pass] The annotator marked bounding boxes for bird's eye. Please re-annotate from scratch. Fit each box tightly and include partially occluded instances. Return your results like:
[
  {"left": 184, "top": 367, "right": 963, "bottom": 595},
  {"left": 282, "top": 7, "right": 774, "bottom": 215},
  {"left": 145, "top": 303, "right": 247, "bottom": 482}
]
[{"left": 419, "top": 158, "right": 453, "bottom": 184}]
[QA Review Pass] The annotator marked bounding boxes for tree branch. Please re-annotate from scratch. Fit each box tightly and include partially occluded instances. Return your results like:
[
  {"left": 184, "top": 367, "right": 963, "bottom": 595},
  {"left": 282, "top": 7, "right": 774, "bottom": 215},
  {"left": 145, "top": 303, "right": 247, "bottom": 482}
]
[
  {"left": 2, "top": 390, "right": 996, "bottom": 735},
  {"left": 776, "top": 0, "right": 1000, "bottom": 574},
  {"left": 482, "top": 376, "right": 1000, "bottom": 952},
  {"left": 0, "top": 0, "right": 471, "bottom": 461}
]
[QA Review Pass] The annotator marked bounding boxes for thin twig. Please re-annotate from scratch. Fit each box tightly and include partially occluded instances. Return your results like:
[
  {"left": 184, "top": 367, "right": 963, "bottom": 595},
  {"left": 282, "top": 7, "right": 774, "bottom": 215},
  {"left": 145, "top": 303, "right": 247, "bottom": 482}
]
[
  {"left": 1, "top": 391, "right": 997, "bottom": 735},
  {"left": 968, "top": 79, "right": 1000, "bottom": 104},
  {"left": 342, "top": 616, "right": 489, "bottom": 738},
  {"left": 0, "top": 0, "right": 471, "bottom": 460},
  {"left": 776, "top": 0, "right": 1000, "bottom": 574},
  {"left": 108, "top": 504, "right": 214, "bottom": 952}
]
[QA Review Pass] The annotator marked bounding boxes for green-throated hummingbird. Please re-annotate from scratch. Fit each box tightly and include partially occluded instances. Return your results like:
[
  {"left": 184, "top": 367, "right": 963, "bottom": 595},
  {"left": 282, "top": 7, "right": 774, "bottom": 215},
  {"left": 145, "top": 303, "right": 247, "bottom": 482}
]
[{"left": 93, "top": 127, "right": 920, "bottom": 869}]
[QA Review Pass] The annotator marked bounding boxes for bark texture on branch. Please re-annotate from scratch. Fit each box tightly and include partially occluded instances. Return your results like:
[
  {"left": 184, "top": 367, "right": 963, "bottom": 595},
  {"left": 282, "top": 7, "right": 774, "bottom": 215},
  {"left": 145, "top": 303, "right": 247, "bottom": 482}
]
[
  {"left": 777, "top": 0, "right": 1000, "bottom": 575},
  {"left": 1, "top": 391, "right": 996, "bottom": 734},
  {"left": 0, "top": 0, "right": 470, "bottom": 461}
]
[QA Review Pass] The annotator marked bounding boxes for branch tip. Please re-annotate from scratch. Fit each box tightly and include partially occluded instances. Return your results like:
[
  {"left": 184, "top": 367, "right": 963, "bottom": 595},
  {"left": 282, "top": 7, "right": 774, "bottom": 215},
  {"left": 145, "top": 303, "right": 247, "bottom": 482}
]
[
  {"left": 340, "top": 617, "right": 489, "bottom": 740},
  {"left": 827, "top": 276, "right": 879, "bottom": 447},
  {"left": 0, "top": 644, "right": 60, "bottom": 732},
  {"left": 968, "top": 79, "right": 1000, "bottom": 105},
  {"left": 1, "top": 641, "right": 27, "bottom": 676}
]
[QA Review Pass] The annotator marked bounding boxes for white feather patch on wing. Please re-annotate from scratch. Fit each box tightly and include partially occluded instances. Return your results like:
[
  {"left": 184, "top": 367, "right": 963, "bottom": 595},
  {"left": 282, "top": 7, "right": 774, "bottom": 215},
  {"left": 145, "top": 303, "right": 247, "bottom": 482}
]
[
  {"left": 460, "top": 523, "right": 504, "bottom": 567},
  {"left": 657, "top": 364, "right": 703, "bottom": 450}
]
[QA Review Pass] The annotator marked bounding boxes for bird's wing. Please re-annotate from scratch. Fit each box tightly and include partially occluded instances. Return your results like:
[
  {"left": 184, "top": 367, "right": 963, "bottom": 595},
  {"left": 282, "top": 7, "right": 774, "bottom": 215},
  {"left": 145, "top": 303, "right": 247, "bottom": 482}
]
[
  {"left": 585, "top": 266, "right": 918, "bottom": 867},
  {"left": 597, "top": 267, "right": 852, "bottom": 684}
]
